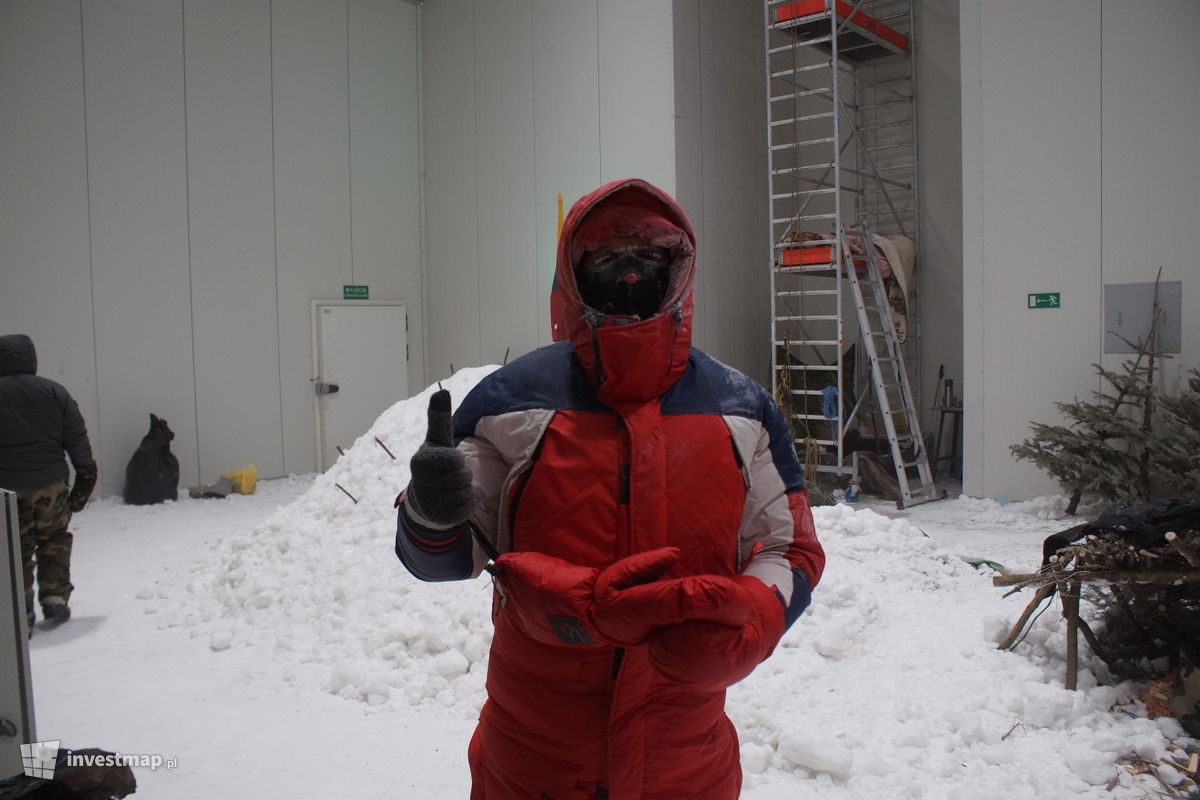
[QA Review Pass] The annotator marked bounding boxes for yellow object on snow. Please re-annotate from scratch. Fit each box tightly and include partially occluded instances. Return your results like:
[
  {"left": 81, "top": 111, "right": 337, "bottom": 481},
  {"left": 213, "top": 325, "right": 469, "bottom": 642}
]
[{"left": 222, "top": 464, "right": 257, "bottom": 495}]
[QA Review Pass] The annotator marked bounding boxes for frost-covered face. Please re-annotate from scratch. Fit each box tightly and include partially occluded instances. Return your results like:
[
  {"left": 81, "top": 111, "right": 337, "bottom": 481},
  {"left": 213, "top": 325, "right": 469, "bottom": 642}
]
[{"left": 576, "top": 236, "right": 671, "bottom": 321}]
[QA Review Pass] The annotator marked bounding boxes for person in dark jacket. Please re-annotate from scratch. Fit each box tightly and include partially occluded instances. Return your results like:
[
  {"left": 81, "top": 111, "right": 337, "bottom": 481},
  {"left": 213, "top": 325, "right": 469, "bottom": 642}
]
[
  {"left": 0, "top": 334, "right": 97, "bottom": 628},
  {"left": 395, "top": 180, "right": 825, "bottom": 799}
]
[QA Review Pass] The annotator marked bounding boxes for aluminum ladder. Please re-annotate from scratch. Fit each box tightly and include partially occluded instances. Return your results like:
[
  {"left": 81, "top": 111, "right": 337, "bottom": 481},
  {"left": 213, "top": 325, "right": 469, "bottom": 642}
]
[{"left": 839, "top": 223, "right": 941, "bottom": 508}]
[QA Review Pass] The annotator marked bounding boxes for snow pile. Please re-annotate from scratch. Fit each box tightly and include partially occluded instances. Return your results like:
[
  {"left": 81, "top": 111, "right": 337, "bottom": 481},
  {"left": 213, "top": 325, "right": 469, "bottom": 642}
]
[
  {"left": 730, "top": 502, "right": 1182, "bottom": 797},
  {"left": 156, "top": 369, "right": 1190, "bottom": 796},
  {"left": 159, "top": 366, "right": 499, "bottom": 712}
]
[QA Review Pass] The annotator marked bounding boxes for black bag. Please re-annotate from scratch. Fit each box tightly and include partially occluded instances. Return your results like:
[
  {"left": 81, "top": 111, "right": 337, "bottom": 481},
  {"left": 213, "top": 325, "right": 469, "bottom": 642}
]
[
  {"left": 53, "top": 749, "right": 137, "bottom": 799},
  {"left": 1042, "top": 495, "right": 1200, "bottom": 565},
  {"left": 123, "top": 414, "right": 180, "bottom": 505}
]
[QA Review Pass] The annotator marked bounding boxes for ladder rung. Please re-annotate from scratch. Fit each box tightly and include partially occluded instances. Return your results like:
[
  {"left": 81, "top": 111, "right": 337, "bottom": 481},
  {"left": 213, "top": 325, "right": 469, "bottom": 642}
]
[
  {"left": 799, "top": 439, "right": 838, "bottom": 448},
  {"left": 772, "top": 163, "right": 836, "bottom": 175},
  {"left": 776, "top": 289, "right": 838, "bottom": 297},
  {"left": 789, "top": 389, "right": 829, "bottom": 396},
  {"left": 790, "top": 339, "right": 839, "bottom": 346},
  {"left": 775, "top": 314, "right": 840, "bottom": 322},
  {"left": 771, "top": 111, "right": 836, "bottom": 126},
  {"left": 777, "top": 265, "right": 838, "bottom": 275},
  {"left": 771, "top": 30, "right": 834, "bottom": 47},
  {"left": 766, "top": 59, "right": 832, "bottom": 76},
  {"left": 791, "top": 413, "right": 831, "bottom": 421},
  {"left": 765, "top": 79, "right": 832, "bottom": 96},
  {"left": 775, "top": 239, "right": 839, "bottom": 249},
  {"left": 778, "top": 364, "right": 839, "bottom": 371},
  {"left": 772, "top": 188, "right": 838, "bottom": 200}
]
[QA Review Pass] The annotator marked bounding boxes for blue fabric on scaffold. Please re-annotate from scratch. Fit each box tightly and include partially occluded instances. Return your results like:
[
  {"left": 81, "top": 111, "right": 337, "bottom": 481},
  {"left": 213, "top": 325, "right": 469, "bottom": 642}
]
[{"left": 820, "top": 385, "right": 839, "bottom": 421}]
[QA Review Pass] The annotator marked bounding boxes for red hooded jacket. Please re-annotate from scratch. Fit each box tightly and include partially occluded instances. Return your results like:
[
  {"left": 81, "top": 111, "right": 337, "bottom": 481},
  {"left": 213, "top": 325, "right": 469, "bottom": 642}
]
[{"left": 397, "top": 179, "right": 824, "bottom": 799}]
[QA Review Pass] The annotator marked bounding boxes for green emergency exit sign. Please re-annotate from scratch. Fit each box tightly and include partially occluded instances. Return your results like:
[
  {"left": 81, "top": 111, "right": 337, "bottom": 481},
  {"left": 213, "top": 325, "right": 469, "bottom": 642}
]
[
  {"left": 1028, "top": 292, "right": 1060, "bottom": 309},
  {"left": 343, "top": 284, "right": 369, "bottom": 300}
]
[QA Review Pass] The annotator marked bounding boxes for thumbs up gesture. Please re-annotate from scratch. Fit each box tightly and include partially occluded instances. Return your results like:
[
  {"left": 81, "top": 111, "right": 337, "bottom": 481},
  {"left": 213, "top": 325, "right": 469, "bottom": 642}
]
[{"left": 404, "top": 389, "right": 479, "bottom": 528}]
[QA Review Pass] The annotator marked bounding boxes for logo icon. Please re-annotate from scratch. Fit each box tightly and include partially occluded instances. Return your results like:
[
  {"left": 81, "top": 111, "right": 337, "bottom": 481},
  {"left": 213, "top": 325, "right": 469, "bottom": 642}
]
[
  {"left": 547, "top": 615, "right": 592, "bottom": 645},
  {"left": 20, "top": 740, "right": 60, "bottom": 779}
]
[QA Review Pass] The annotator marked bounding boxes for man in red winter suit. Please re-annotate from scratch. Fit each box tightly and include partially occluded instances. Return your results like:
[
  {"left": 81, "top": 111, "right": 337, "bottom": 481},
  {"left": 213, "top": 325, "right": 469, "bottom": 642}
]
[{"left": 396, "top": 178, "right": 825, "bottom": 799}]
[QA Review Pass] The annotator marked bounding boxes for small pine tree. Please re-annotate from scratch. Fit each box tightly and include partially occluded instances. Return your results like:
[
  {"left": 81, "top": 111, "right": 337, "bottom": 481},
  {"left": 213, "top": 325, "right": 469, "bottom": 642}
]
[
  {"left": 1152, "top": 367, "right": 1200, "bottom": 495},
  {"left": 1011, "top": 296, "right": 1166, "bottom": 515},
  {"left": 1010, "top": 359, "right": 1153, "bottom": 514}
]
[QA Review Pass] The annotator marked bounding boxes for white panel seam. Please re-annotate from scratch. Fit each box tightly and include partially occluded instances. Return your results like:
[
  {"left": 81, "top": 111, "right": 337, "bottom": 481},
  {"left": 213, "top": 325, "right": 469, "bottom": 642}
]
[
  {"left": 182, "top": 0, "right": 202, "bottom": 483},
  {"left": 80, "top": 0, "right": 104, "bottom": 468}
]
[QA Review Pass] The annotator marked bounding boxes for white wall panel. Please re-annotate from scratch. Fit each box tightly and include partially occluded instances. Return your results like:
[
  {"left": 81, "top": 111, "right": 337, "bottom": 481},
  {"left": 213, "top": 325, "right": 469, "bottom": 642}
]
[
  {"left": 531, "top": 0, "right": 602, "bottom": 346},
  {"left": 670, "top": 0, "right": 768, "bottom": 385},
  {"left": 1100, "top": 0, "right": 1199, "bottom": 393},
  {"left": 0, "top": 1, "right": 99, "bottom": 467},
  {"left": 696, "top": 0, "right": 769, "bottom": 385},
  {"left": 475, "top": 0, "right": 538, "bottom": 365},
  {"left": 964, "top": 0, "right": 1101, "bottom": 499},
  {"left": 83, "top": 0, "right": 198, "bottom": 494},
  {"left": 272, "top": 0, "right": 352, "bottom": 474},
  {"left": 184, "top": 0, "right": 284, "bottom": 481},
  {"left": 422, "top": 0, "right": 480, "bottom": 378},
  {"left": 423, "top": 0, "right": 680, "bottom": 362},
  {"left": 598, "top": 0, "right": 675, "bottom": 193},
  {"left": 671, "top": 0, "right": 706, "bottom": 350},
  {"left": 915, "top": 0, "right": 963, "bottom": 436},
  {"left": 349, "top": 0, "right": 424, "bottom": 390},
  {"left": 959, "top": 0, "right": 984, "bottom": 495}
]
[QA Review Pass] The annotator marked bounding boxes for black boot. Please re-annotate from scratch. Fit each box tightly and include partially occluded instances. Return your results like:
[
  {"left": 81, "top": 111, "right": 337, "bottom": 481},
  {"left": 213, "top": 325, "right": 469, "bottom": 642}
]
[{"left": 43, "top": 601, "right": 71, "bottom": 622}]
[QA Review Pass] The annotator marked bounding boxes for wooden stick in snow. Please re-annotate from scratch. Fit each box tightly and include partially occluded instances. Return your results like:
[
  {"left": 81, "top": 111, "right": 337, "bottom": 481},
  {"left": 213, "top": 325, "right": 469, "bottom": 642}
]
[
  {"left": 1062, "top": 579, "right": 1081, "bottom": 691},
  {"left": 374, "top": 437, "right": 396, "bottom": 460},
  {"left": 997, "top": 582, "right": 1056, "bottom": 651}
]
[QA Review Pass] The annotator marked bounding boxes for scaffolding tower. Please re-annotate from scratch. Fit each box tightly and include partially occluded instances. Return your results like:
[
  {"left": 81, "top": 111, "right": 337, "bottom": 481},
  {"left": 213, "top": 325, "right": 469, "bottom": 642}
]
[{"left": 766, "top": 0, "right": 940, "bottom": 508}]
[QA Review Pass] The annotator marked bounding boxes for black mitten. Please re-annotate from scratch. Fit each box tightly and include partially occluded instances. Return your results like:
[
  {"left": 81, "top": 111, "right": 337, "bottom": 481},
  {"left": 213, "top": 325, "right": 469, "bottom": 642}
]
[
  {"left": 405, "top": 390, "right": 479, "bottom": 528},
  {"left": 68, "top": 463, "right": 98, "bottom": 513}
]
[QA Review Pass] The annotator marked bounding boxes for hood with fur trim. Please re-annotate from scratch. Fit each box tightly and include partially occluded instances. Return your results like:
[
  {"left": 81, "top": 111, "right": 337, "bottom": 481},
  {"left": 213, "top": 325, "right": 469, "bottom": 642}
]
[{"left": 550, "top": 179, "right": 696, "bottom": 404}]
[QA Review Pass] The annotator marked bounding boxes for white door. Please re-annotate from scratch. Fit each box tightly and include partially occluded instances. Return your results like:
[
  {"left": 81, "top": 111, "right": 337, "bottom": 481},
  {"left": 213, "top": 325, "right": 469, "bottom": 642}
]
[{"left": 314, "top": 302, "right": 408, "bottom": 470}]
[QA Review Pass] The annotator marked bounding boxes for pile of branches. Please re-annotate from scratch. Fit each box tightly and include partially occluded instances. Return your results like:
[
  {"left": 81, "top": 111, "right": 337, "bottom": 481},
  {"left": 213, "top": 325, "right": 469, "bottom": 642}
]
[
  {"left": 1052, "top": 527, "right": 1200, "bottom": 679},
  {"left": 996, "top": 498, "right": 1200, "bottom": 694}
]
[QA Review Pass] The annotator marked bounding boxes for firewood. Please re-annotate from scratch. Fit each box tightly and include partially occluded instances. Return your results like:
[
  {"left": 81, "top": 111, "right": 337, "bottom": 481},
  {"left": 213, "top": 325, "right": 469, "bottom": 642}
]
[
  {"left": 994, "top": 568, "right": 1200, "bottom": 588},
  {"left": 1166, "top": 532, "right": 1200, "bottom": 568}
]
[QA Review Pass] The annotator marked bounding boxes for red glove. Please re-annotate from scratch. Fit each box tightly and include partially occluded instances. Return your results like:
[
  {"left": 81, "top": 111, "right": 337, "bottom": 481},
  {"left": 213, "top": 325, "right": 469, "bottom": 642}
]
[
  {"left": 489, "top": 548, "right": 679, "bottom": 647},
  {"left": 593, "top": 570, "right": 786, "bottom": 691}
]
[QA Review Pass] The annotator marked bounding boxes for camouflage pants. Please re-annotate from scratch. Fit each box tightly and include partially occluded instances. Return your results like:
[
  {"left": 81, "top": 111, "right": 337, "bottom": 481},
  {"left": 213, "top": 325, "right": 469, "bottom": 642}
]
[{"left": 17, "top": 481, "right": 74, "bottom": 625}]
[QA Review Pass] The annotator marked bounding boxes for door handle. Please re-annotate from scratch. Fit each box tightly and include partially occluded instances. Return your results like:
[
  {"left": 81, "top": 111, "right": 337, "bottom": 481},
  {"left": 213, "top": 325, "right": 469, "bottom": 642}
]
[{"left": 316, "top": 382, "right": 340, "bottom": 395}]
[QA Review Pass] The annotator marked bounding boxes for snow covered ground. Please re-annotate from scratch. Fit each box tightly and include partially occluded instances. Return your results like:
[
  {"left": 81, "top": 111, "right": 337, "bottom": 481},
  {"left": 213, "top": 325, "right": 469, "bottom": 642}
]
[{"left": 28, "top": 367, "right": 1195, "bottom": 798}]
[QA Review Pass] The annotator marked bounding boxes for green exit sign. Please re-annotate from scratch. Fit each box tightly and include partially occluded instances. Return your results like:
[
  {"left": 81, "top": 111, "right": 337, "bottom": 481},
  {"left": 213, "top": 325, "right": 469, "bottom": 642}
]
[
  {"left": 1028, "top": 292, "right": 1060, "bottom": 309},
  {"left": 343, "top": 284, "right": 369, "bottom": 300}
]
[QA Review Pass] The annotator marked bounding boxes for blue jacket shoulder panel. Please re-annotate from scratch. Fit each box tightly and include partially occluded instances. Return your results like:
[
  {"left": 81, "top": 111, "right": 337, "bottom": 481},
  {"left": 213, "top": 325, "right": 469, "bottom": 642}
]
[
  {"left": 452, "top": 343, "right": 609, "bottom": 442},
  {"left": 660, "top": 349, "right": 764, "bottom": 419},
  {"left": 661, "top": 349, "right": 806, "bottom": 492}
]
